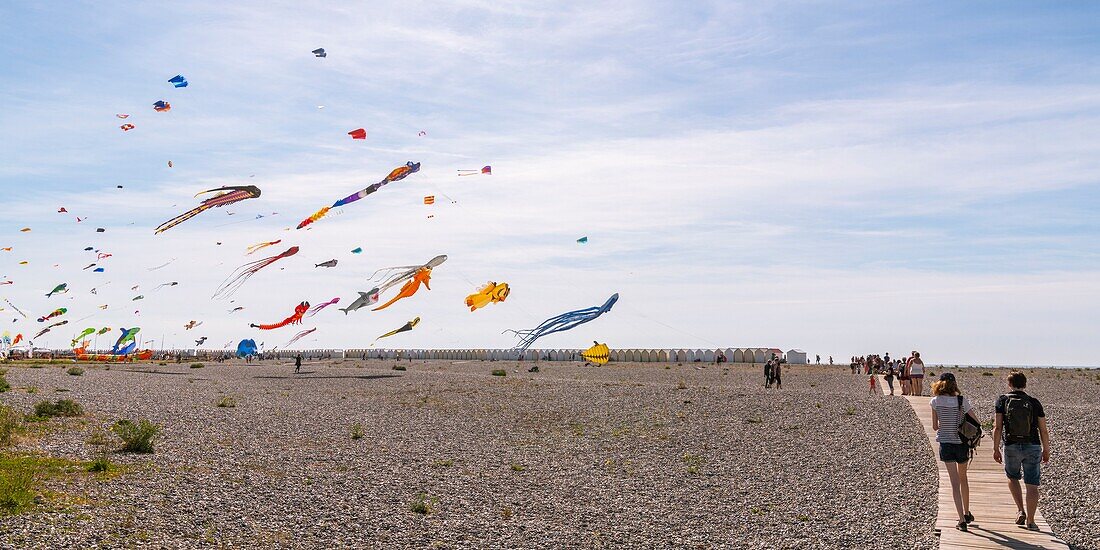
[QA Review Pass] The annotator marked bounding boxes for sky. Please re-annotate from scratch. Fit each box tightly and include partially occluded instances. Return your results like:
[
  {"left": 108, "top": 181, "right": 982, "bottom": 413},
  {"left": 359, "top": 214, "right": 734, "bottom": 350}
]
[{"left": 0, "top": 1, "right": 1098, "bottom": 366}]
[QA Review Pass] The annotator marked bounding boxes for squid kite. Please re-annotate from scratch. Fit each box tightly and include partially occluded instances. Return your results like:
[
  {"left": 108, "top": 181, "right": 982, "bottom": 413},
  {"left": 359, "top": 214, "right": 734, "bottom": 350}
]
[
  {"left": 296, "top": 162, "right": 420, "bottom": 229},
  {"left": 307, "top": 297, "right": 340, "bottom": 317},
  {"left": 283, "top": 327, "right": 317, "bottom": 348},
  {"left": 38, "top": 308, "right": 67, "bottom": 323},
  {"left": 505, "top": 293, "right": 619, "bottom": 354},
  {"left": 155, "top": 185, "right": 261, "bottom": 234},
  {"left": 581, "top": 342, "right": 611, "bottom": 365},
  {"left": 212, "top": 246, "right": 299, "bottom": 299},
  {"left": 246, "top": 239, "right": 281, "bottom": 255},
  {"left": 373, "top": 269, "right": 431, "bottom": 311},
  {"left": 35, "top": 319, "right": 68, "bottom": 339},
  {"left": 375, "top": 316, "right": 420, "bottom": 342},
  {"left": 465, "top": 282, "right": 510, "bottom": 312},
  {"left": 250, "top": 301, "right": 309, "bottom": 330},
  {"left": 46, "top": 283, "right": 68, "bottom": 297}
]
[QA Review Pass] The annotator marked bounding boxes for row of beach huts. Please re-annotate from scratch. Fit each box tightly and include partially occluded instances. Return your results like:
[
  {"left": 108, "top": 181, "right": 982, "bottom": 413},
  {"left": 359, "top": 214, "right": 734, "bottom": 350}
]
[{"left": 247, "top": 347, "right": 809, "bottom": 364}]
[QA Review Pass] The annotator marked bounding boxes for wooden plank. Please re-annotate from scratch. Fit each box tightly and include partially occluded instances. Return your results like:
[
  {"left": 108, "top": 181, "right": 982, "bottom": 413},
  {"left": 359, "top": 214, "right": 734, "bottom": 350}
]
[{"left": 879, "top": 377, "right": 1069, "bottom": 549}]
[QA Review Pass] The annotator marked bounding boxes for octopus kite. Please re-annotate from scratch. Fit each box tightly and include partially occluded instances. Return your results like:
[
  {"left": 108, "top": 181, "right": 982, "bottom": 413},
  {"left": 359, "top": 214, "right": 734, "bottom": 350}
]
[
  {"left": 307, "top": 297, "right": 340, "bottom": 317},
  {"left": 246, "top": 239, "right": 281, "bottom": 255},
  {"left": 375, "top": 317, "right": 420, "bottom": 342},
  {"left": 465, "top": 282, "right": 510, "bottom": 311},
  {"left": 373, "top": 268, "right": 431, "bottom": 311},
  {"left": 505, "top": 293, "right": 619, "bottom": 354},
  {"left": 155, "top": 185, "right": 261, "bottom": 234},
  {"left": 296, "top": 162, "right": 420, "bottom": 229},
  {"left": 283, "top": 328, "right": 317, "bottom": 348},
  {"left": 212, "top": 246, "right": 299, "bottom": 299},
  {"left": 250, "top": 301, "right": 309, "bottom": 330}
]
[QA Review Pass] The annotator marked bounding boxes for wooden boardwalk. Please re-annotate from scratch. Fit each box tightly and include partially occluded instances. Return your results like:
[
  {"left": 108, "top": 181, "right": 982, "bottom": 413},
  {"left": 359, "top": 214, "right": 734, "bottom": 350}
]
[{"left": 879, "top": 377, "right": 1069, "bottom": 549}]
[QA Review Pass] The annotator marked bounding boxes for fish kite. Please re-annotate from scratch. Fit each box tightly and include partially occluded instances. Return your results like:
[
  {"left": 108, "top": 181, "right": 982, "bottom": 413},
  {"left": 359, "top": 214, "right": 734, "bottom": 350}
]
[
  {"left": 505, "top": 293, "right": 619, "bottom": 354},
  {"left": 577, "top": 236, "right": 588, "bottom": 244},
  {"left": 250, "top": 301, "right": 309, "bottom": 330},
  {"left": 71, "top": 327, "right": 96, "bottom": 348},
  {"left": 351, "top": 247, "right": 362, "bottom": 254},
  {"left": 283, "top": 327, "right": 317, "bottom": 348},
  {"left": 375, "top": 316, "right": 420, "bottom": 342},
  {"left": 348, "top": 128, "right": 366, "bottom": 140},
  {"left": 132, "top": 295, "right": 144, "bottom": 301},
  {"left": 46, "top": 283, "right": 68, "bottom": 297},
  {"left": 156, "top": 186, "right": 262, "bottom": 234},
  {"left": 307, "top": 297, "right": 340, "bottom": 317},
  {"left": 339, "top": 291, "right": 379, "bottom": 314},
  {"left": 246, "top": 240, "right": 281, "bottom": 255},
  {"left": 312, "top": 48, "right": 326, "bottom": 58},
  {"left": 581, "top": 342, "right": 611, "bottom": 365},
  {"left": 38, "top": 308, "right": 67, "bottom": 322},
  {"left": 457, "top": 166, "right": 491, "bottom": 176},
  {"left": 169, "top": 74, "right": 188, "bottom": 88},
  {"left": 34, "top": 319, "right": 68, "bottom": 339},
  {"left": 465, "top": 282, "right": 510, "bottom": 312},
  {"left": 97, "top": 327, "right": 111, "bottom": 335},
  {"left": 296, "top": 162, "right": 420, "bottom": 229},
  {"left": 373, "top": 268, "right": 431, "bottom": 311},
  {"left": 213, "top": 246, "right": 299, "bottom": 299},
  {"left": 153, "top": 100, "right": 171, "bottom": 112},
  {"left": 315, "top": 259, "right": 338, "bottom": 268},
  {"left": 20, "top": 228, "right": 31, "bottom": 232},
  {"left": 111, "top": 327, "right": 140, "bottom": 355}
]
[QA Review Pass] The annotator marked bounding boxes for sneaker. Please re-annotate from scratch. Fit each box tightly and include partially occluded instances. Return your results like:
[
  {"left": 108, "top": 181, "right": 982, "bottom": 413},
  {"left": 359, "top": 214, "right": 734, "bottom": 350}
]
[
  {"left": 1015, "top": 511, "right": 1026, "bottom": 526},
  {"left": 1026, "top": 523, "right": 1039, "bottom": 531},
  {"left": 964, "top": 512, "right": 974, "bottom": 524},
  {"left": 956, "top": 521, "right": 968, "bottom": 532}
]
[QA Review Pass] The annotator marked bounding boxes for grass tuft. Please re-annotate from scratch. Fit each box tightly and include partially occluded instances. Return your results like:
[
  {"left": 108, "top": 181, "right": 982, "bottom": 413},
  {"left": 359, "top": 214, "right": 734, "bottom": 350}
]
[
  {"left": 491, "top": 369, "right": 506, "bottom": 377},
  {"left": 189, "top": 363, "right": 204, "bottom": 369},
  {"left": 112, "top": 419, "right": 160, "bottom": 453},
  {"left": 0, "top": 406, "right": 23, "bottom": 447},
  {"left": 0, "top": 375, "right": 9, "bottom": 393},
  {"left": 215, "top": 396, "right": 237, "bottom": 408},
  {"left": 32, "top": 399, "right": 83, "bottom": 419},
  {"left": 350, "top": 423, "right": 364, "bottom": 440},
  {"left": 409, "top": 492, "right": 436, "bottom": 514},
  {"left": 66, "top": 367, "right": 84, "bottom": 376}
]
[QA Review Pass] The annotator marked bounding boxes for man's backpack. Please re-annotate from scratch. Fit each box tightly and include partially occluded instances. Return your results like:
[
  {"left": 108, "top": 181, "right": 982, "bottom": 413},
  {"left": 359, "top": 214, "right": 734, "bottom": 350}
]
[
  {"left": 1003, "top": 394, "right": 1035, "bottom": 444},
  {"left": 957, "top": 396, "right": 983, "bottom": 456}
]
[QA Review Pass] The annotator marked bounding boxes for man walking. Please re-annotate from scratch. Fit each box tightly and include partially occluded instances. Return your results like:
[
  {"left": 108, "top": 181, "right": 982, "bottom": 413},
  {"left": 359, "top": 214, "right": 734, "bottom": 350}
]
[
  {"left": 992, "top": 371, "right": 1050, "bottom": 531},
  {"left": 294, "top": 353, "right": 303, "bottom": 374}
]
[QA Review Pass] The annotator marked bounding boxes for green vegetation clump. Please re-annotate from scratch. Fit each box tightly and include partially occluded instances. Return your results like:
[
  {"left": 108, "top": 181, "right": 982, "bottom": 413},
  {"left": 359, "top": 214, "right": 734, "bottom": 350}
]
[
  {"left": 392, "top": 365, "right": 406, "bottom": 371},
  {"left": 0, "top": 406, "right": 22, "bottom": 447},
  {"left": 409, "top": 492, "right": 437, "bottom": 515},
  {"left": 491, "top": 369, "right": 506, "bottom": 377},
  {"left": 190, "top": 363, "right": 204, "bottom": 369},
  {"left": 682, "top": 453, "right": 706, "bottom": 475},
  {"left": 510, "top": 463, "right": 526, "bottom": 472},
  {"left": 0, "top": 462, "right": 35, "bottom": 515},
  {"left": 215, "top": 396, "right": 237, "bottom": 408},
  {"left": 350, "top": 423, "right": 364, "bottom": 440},
  {"left": 66, "top": 367, "right": 84, "bottom": 376},
  {"left": 845, "top": 406, "right": 857, "bottom": 416},
  {"left": 32, "top": 399, "right": 83, "bottom": 419},
  {"left": 112, "top": 419, "right": 160, "bottom": 453},
  {"left": 433, "top": 459, "right": 454, "bottom": 468},
  {"left": 0, "top": 375, "right": 9, "bottom": 393}
]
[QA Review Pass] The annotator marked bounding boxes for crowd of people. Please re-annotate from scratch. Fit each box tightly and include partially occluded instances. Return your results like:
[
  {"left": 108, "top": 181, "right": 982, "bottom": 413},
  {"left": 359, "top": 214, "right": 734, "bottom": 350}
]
[{"left": 851, "top": 351, "right": 926, "bottom": 396}]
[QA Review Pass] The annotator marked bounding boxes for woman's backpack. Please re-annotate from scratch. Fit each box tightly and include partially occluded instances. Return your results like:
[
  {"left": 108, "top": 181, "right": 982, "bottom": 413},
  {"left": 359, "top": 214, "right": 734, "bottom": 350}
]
[{"left": 957, "top": 396, "right": 983, "bottom": 457}]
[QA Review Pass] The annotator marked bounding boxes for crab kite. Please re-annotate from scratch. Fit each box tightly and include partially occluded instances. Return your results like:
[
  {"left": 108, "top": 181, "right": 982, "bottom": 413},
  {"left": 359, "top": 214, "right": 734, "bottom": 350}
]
[
  {"left": 505, "top": 293, "right": 619, "bottom": 354},
  {"left": 296, "top": 162, "right": 420, "bottom": 229},
  {"left": 155, "top": 185, "right": 261, "bottom": 234},
  {"left": 465, "top": 282, "right": 510, "bottom": 312},
  {"left": 250, "top": 301, "right": 309, "bottom": 330}
]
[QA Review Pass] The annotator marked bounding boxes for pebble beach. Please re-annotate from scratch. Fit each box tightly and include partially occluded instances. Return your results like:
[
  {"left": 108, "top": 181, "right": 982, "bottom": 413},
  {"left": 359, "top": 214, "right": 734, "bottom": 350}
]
[{"left": 0, "top": 360, "right": 1095, "bottom": 549}]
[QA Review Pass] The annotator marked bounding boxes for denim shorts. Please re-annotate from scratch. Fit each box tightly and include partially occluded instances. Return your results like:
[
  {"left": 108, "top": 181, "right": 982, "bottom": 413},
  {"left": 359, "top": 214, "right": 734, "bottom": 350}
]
[
  {"left": 1004, "top": 443, "right": 1042, "bottom": 485},
  {"left": 939, "top": 442, "right": 970, "bottom": 463}
]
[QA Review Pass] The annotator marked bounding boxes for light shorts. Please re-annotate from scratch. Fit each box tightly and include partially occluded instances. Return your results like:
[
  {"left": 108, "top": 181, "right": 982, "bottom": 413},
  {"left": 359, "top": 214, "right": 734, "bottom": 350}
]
[{"left": 1004, "top": 443, "right": 1042, "bottom": 486}]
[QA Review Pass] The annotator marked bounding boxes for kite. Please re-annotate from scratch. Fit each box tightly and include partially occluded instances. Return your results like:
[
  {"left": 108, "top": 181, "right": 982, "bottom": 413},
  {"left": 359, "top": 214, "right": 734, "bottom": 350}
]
[
  {"left": 312, "top": 48, "right": 326, "bottom": 58},
  {"left": 581, "top": 342, "right": 611, "bottom": 365},
  {"left": 71, "top": 328, "right": 96, "bottom": 348},
  {"left": 1, "top": 247, "right": 10, "bottom": 251},
  {"left": 418, "top": 131, "right": 427, "bottom": 137},
  {"left": 58, "top": 207, "right": 68, "bottom": 213},
  {"left": 373, "top": 268, "right": 431, "bottom": 311},
  {"left": 348, "top": 128, "right": 366, "bottom": 140},
  {"left": 315, "top": 259, "right": 338, "bottom": 268},
  {"left": 195, "top": 336, "right": 208, "bottom": 346},
  {"left": 351, "top": 247, "right": 362, "bottom": 254},
  {"left": 184, "top": 320, "right": 202, "bottom": 330},
  {"left": 339, "top": 291, "right": 378, "bottom": 314},
  {"left": 249, "top": 301, "right": 309, "bottom": 330},
  {"left": 283, "top": 328, "right": 317, "bottom": 348},
  {"left": 246, "top": 240, "right": 281, "bottom": 255},
  {"left": 375, "top": 317, "right": 420, "bottom": 342},
  {"left": 0, "top": 280, "right": 11, "bottom": 286},
  {"left": 148, "top": 258, "right": 177, "bottom": 270},
  {"left": 98, "top": 305, "right": 108, "bottom": 309},
  {"left": 155, "top": 185, "right": 261, "bottom": 234},
  {"left": 83, "top": 247, "right": 93, "bottom": 251},
  {"left": 116, "top": 114, "right": 130, "bottom": 119},
  {"left": 212, "top": 246, "right": 299, "bottom": 299},
  {"left": 577, "top": 236, "right": 588, "bottom": 244},
  {"left": 465, "top": 281, "right": 510, "bottom": 312},
  {"left": 168, "top": 160, "right": 173, "bottom": 168},
  {"left": 34, "top": 320, "right": 68, "bottom": 339},
  {"left": 96, "top": 228, "right": 105, "bottom": 232},
  {"left": 505, "top": 293, "right": 619, "bottom": 354},
  {"left": 97, "top": 327, "right": 111, "bottom": 335},
  {"left": 4, "top": 298, "right": 27, "bottom": 318},
  {"left": 368, "top": 254, "right": 447, "bottom": 300},
  {"left": 37, "top": 308, "right": 67, "bottom": 322},
  {"left": 236, "top": 339, "right": 257, "bottom": 357},
  {"left": 20, "top": 228, "right": 31, "bottom": 232},
  {"left": 153, "top": 100, "right": 171, "bottom": 112},
  {"left": 111, "top": 327, "right": 140, "bottom": 355},
  {"left": 154, "top": 281, "right": 179, "bottom": 290},
  {"left": 93, "top": 267, "right": 105, "bottom": 273},
  {"left": 423, "top": 196, "right": 435, "bottom": 205},
  {"left": 229, "top": 307, "right": 244, "bottom": 313},
  {"left": 83, "top": 263, "right": 97, "bottom": 270},
  {"left": 457, "top": 166, "right": 491, "bottom": 176},
  {"left": 97, "top": 253, "right": 112, "bottom": 260},
  {"left": 168, "top": 74, "right": 188, "bottom": 88},
  {"left": 307, "top": 297, "right": 339, "bottom": 317},
  {"left": 132, "top": 295, "right": 144, "bottom": 301},
  {"left": 46, "top": 283, "right": 68, "bottom": 297},
  {"left": 120, "top": 123, "right": 135, "bottom": 131},
  {"left": 18, "top": 261, "right": 28, "bottom": 265},
  {"left": 296, "top": 162, "right": 420, "bottom": 229},
  {"left": 11, "top": 333, "right": 23, "bottom": 346}
]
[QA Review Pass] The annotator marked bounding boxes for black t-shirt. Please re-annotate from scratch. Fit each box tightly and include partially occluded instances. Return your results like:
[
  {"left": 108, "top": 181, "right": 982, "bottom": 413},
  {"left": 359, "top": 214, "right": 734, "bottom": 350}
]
[{"left": 995, "top": 390, "right": 1045, "bottom": 445}]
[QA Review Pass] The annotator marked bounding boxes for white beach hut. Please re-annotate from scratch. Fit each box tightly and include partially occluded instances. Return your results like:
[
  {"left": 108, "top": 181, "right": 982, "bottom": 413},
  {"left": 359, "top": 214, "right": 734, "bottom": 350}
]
[{"left": 786, "top": 349, "right": 808, "bottom": 364}]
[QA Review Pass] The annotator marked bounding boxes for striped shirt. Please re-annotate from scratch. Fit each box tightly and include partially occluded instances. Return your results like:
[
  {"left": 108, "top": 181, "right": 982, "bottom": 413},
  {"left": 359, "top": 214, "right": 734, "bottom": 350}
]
[{"left": 929, "top": 395, "right": 973, "bottom": 444}]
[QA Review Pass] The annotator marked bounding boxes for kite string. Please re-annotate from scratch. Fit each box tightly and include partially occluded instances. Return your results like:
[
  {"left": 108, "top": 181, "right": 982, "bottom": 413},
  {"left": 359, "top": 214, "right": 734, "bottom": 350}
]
[{"left": 616, "top": 301, "right": 723, "bottom": 349}]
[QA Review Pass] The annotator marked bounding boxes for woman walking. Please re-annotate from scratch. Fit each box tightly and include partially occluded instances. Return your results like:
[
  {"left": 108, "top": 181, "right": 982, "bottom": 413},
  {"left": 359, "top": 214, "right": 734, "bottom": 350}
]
[
  {"left": 930, "top": 372, "right": 979, "bottom": 531},
  {"left": 908, "top": 351, "right": 925, "bottom": 396}
]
